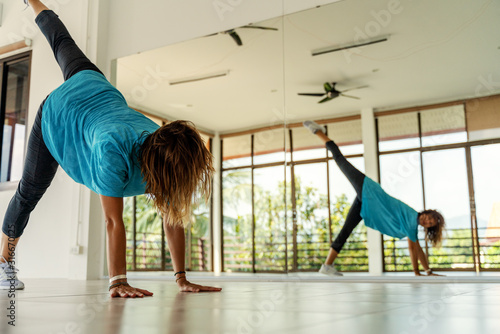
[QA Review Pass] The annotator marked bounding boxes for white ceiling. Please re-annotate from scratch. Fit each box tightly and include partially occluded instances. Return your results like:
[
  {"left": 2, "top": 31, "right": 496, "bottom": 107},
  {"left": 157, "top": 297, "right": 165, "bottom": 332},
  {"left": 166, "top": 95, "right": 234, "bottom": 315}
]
[{"left": 116, "top": 0, "right": 500, "bottom": 134}]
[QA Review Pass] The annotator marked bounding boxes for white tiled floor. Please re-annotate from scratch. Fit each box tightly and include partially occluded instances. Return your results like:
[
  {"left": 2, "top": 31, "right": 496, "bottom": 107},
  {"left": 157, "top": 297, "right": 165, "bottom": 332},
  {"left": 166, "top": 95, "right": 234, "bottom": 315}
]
[{"left": 1, "top": 277, "right": 500, "bottom": 334}]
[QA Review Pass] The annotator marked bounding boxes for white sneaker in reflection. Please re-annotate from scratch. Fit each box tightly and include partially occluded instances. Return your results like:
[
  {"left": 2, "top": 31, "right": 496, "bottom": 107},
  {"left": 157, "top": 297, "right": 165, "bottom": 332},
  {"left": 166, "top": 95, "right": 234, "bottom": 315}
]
[
  {"left": 303, "top": 120, "right": 326, "bottom": 134},
  {"left": 319, "top": 264, "right": 343, "bottom": 277}
]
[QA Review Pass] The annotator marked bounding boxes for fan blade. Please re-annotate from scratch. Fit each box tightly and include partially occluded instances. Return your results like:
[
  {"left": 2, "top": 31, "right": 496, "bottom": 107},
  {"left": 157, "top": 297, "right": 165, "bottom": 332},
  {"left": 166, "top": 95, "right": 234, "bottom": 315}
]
[
  {"left": 323, "top": 82, "right": 333, "bottom": 92},
  {"left": 241, "top": 25, "right": 278, "bottom": 31},
  {"left": 340, "top": 85, "right": 369, "bottom": 93},
  {"left": 298, "top": 93, "right": 326, "bottom": 97},
  {"left": 228, "top": 31, "right": 243, "bottom": 46},
  {"left": 340, "top": 93, "right": 360, "bottom": 100},
  {"left": 318, "top": 96, "right": 333, "bottom": 103}
]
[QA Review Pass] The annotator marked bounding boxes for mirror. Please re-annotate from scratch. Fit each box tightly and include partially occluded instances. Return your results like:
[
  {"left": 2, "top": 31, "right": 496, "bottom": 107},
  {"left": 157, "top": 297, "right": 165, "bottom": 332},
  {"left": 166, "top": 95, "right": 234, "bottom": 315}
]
[{"left": 115, "top": 0, "right": 499, "bottom": 274}]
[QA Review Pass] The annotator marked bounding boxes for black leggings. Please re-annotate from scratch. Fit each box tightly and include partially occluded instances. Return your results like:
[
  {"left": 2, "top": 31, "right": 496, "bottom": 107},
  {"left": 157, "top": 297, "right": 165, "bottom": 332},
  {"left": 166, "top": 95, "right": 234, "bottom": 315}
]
[
  {"left": 326, "top": 141, "right": 366, "bottom": 253},
  {"left": 2, "top": 10, "right": 102, "bottom": 239}
]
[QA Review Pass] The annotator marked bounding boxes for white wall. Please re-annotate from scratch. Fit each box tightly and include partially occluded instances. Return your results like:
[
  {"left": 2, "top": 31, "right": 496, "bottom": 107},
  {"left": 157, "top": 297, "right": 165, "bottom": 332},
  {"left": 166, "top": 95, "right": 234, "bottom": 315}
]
[{"left": 0, "top": 0, "right": 90, "bottom": 279}]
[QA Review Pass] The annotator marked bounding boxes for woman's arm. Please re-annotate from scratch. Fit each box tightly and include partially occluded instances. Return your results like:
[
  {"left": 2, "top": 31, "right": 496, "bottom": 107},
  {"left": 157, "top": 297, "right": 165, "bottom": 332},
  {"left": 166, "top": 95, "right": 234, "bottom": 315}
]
[
  {"left": 164, "top": 218, "right": 222, "bottom": 292},
  {"left": 414, "top": 241, "right": 431, "bottom": 274},
  {"left": 100, "top": 195, "right": 153, "bottom": 298},
  {"left": 408, "top": 239, "right": 444, "bottom": 276},
  {"left": 414, "top": 240, "right": 445, "bottom": 276},
  {"left": 407, "top": 239, "right": 422, "bottom": 276}
]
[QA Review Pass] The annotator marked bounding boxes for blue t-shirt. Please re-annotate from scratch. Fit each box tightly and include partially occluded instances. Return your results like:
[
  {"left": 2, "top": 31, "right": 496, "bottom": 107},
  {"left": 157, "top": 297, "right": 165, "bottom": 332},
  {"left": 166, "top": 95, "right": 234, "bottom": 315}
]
[
  {"left": 360, "top": 177, "right": 419, "bottom": 242},
  {"left": 41, "top": 70, "right": 160, "bottom": 197}
]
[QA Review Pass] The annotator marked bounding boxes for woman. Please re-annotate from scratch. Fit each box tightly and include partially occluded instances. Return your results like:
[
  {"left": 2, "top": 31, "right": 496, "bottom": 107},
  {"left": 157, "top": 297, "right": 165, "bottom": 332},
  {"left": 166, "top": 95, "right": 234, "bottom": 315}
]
[
  {"left": 0, "top": 0, "right": 221, "bottom": 296},
  {"left": 303, "top": 120, "right": 445, "bottom": 277}
]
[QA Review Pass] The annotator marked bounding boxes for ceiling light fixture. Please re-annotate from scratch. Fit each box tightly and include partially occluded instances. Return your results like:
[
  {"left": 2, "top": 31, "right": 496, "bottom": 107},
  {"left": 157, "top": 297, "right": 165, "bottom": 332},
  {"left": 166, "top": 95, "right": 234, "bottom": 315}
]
[
  {"left": 169, "top": 70, "right": 230, "bottom": 85},
  {"left": 311, "top": 35, "right": 390, "bottom": 57}
]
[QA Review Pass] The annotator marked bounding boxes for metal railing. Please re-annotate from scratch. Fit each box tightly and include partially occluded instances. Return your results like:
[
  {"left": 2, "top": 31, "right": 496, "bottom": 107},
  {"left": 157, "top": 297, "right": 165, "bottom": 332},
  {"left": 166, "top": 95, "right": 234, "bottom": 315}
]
[
  {"left": 478, "top": 226, "right": 500, "bottom": 270},
  {"left": 383, "top": 227, "right": 500, "bottom": 271},
  {"left": 126, "top": 231, "right": 210, "bottom": 271},
  {"left": 223, "top": 231, "right": 369, "bottom": 272}
]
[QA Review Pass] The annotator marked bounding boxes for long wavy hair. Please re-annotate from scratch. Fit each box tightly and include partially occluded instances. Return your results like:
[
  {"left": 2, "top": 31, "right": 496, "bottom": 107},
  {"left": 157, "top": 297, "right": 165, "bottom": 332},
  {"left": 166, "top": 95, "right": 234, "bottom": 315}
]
[
  {"left": 139, "top": 120, "right": 214, "bottom": 227},
  {"left": 420, "top": 209, "right": 446, "bottom": 247}
]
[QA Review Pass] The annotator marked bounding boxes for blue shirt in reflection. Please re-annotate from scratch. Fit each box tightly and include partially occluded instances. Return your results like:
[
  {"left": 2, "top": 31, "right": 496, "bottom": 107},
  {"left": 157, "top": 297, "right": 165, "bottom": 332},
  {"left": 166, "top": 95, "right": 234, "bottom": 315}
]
[{"left": 361, "top": 177, "right": 419, "bottom": 242}]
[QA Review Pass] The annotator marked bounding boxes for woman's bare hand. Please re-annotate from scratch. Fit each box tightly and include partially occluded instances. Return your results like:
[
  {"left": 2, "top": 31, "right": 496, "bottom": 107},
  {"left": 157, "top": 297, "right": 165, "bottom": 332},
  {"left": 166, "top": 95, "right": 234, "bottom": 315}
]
[
  {"left": 177, "top": 278, "right": 222, "bottom": 293},
  {"left": 109, "top": 284, "right": 154, "bottom": 298}
]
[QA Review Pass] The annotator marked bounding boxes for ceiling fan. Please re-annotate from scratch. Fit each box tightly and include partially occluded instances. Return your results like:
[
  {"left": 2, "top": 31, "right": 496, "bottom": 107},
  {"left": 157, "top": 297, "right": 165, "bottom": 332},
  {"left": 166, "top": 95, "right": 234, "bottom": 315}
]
[
  {"left": 206, "top": 25, "right": 278, "bottom": 46},
  {"left": 298, "top": 82, "right": 368, "bottom": 103}
]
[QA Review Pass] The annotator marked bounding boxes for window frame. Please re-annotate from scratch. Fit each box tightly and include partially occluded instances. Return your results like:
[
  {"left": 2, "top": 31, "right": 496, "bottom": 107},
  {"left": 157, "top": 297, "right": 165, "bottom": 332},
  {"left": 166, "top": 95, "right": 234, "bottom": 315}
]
[{"left": 0, "top": 51, "right": 32, "bottom": 190}]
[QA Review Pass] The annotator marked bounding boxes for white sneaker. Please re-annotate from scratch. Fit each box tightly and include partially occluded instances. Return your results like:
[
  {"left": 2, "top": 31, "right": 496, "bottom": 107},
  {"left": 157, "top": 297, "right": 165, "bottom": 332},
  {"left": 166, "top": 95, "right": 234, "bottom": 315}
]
[
  {"left": 0, "top": 257, "right": 25, "bottom": 290},
  {"left": 303, "top": 120, "right": 326, "bottom": 134},
  {"left": 319, "top": 264, "right": 343, "bottom": 277}
]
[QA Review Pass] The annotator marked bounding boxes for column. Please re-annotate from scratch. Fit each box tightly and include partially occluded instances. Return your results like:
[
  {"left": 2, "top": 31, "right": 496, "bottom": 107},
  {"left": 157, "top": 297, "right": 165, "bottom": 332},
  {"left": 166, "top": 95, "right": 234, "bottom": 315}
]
[
  {"left": 212, "top": 133, "right": 222, "bottom": 274},
  {"left": 361, "top": 107, "right": 384, "bottom": 276}
]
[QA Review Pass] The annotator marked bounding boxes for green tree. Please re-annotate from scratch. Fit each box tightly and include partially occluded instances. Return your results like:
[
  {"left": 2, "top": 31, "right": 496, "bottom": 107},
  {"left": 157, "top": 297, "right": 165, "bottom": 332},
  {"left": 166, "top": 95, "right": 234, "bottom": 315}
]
[{"left": 222, "top": 171, "right": 369, "bottom": 272}]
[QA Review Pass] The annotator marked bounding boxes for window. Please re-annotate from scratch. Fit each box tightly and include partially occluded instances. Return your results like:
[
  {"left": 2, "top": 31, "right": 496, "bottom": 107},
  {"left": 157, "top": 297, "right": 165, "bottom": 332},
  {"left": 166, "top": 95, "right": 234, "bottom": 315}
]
[
  {"left": 124, "top": 195, "right": 169, "bottom": 271},
  {"left": 222, "top": 168, "right": 252, "bottom": 272},
  {"left": 124, "top": 118, "right": 214, "bottom": 272},
  {"left": 253, "top": 128, "right": 286, "bottom": 165},
  {"left": 379, "top": 97, "right": 500, "bottom": 272},
  {"left": 291, "top": 126, "right": 326, "bottom": 161},
  {"left": 466, "top": 95, "right": 500, "bottom": 141},
  {"left": 222, "top": 134, "right": 251, "bottom": 168},
  {"left": 420, "top": 105, "right": 467, "bottom": 147},
  {"left": 378, "top": 112, "right": 420, "bottom": 152},
  {"left": 471, "top": 143, "right": 500, "bottom": 269},
  {"left": 327, "top": 119, "right": 364, "bottom": 155},
  {"left": 221, "top": 120, "right": 369, "bottom": 273},
  {"left": 0, "top": 53, "right": 31, "bottom": 183},
  {"left": 293, "top": 162, "right": 329, "bottom": 271},
  {"left": 254, "top": 166, "right": 287, "bottom": 271},
  {"left": 423, "top": 148, "right": 473, "bottom": 270}
]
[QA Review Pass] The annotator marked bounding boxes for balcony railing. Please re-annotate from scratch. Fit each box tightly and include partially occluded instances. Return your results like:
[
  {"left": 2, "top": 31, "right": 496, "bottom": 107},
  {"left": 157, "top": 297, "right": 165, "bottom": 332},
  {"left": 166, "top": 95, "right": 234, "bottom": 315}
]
[
  {"left": 223, "top": 232, "right": 369, "bottom": 272},
  {"left": 126, "top": 231, "right": 210, "bottom": 271},
  {"left": 384, "top": 227, "right": 500, "bottom": 271}
]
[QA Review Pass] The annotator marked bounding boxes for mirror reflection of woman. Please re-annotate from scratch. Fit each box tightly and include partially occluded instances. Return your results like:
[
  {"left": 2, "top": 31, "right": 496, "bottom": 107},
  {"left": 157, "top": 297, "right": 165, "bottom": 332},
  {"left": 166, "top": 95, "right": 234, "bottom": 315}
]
[
  {"left": 303, "top": 121, "right": 446, "bottom": 277},
  {"left": 0, "top": 0, "right": 221, "bottom": 296}
]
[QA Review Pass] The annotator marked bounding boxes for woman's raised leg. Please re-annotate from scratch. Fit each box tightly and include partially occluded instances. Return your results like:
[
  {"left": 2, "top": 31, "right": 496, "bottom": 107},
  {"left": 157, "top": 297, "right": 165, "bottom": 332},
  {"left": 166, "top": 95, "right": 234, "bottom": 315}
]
[
  {"left": 304, "top": 121, "right": 366, "bottom": 198},
  {"left": 28, "top": 0, "right": 103, "bottom": 80}
]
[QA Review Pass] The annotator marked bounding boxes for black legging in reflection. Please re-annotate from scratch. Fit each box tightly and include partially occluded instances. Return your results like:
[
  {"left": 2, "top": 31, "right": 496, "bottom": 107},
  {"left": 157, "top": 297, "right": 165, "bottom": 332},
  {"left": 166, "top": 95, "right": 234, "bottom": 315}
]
[{"left": 326, "top": 140, "right": 366, "bottom": 253}]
